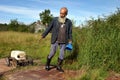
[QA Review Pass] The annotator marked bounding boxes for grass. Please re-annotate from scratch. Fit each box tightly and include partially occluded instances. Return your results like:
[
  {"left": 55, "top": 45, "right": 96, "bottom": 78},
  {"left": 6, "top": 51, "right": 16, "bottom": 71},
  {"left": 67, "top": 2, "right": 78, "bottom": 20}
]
[{"left": 0, "top": 31, "right": 51, "bottom": 63}]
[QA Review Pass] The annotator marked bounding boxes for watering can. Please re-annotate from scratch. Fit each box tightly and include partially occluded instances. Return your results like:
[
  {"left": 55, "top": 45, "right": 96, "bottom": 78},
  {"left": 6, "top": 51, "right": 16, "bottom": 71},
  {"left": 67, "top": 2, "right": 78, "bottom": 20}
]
[{"left": 66, "top": 43, "right": 73, "bottom": 50}]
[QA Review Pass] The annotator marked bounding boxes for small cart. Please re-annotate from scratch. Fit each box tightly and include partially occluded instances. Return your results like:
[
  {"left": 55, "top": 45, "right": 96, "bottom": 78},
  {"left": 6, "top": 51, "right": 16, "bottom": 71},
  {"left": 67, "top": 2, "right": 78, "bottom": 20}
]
[{"left": 6, "top": 50, "right": 33, "bottom": 67}]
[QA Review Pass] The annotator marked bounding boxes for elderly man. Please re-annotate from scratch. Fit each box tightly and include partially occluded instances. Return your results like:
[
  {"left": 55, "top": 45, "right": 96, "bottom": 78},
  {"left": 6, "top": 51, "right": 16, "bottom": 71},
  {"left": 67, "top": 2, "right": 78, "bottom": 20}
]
[{"left": 41, "top": 7, "right": 72, "bottom": 72}]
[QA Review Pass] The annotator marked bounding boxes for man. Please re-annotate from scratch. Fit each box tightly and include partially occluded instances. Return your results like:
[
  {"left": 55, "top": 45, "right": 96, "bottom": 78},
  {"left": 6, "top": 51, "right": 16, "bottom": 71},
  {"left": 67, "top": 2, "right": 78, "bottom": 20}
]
[{"left": 41, "top": 7, "right": 72, "bottom": 72}]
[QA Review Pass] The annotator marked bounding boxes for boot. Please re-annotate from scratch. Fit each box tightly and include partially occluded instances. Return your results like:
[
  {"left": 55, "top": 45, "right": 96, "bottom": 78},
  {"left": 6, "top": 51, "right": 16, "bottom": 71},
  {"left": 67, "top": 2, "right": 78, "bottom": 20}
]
[
  {"left": 56, "top": 58, "right": 64, "bottom": 72},
  {"left": 45, "top": 57, "right": 51, "bottom": 71}
]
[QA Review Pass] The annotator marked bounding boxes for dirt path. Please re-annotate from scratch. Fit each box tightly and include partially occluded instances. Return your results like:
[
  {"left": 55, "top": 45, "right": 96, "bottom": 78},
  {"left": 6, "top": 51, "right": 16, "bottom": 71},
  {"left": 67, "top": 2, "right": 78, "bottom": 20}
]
[
  {"left": 0, "top": 58, "right": 78, "bottom": 80},
  {"left": 4, "top": 66, "right": 65, "bottom": 80},
  {"left": 0, "top": 58, "right": 15, "bottom": 76},
  {"left": 0, "top": 58, "right": 120, "bottom": 80}
]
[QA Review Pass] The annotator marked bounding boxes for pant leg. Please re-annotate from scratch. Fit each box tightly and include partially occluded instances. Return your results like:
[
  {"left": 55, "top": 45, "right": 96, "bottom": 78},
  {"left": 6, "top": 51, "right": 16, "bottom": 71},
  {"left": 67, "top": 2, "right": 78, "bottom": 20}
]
[
  {"left": 59, "top": 44, "right": 66, "bottom": 60},
  {"left": 48, "top": 42, "right": 58, "bottom": 59}
]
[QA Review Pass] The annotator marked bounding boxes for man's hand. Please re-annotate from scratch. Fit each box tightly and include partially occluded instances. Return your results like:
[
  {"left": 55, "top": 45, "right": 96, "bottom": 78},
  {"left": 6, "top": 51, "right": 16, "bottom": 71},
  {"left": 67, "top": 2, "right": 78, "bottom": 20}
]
[{"left": 68, "top": 40, "right": 72, "bottom": 44}]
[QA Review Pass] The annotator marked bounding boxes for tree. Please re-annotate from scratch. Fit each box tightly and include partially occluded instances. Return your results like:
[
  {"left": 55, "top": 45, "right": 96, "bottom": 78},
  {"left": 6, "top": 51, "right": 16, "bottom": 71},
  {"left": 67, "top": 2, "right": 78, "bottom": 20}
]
[
  {"left": 0, "top": 23, "right": 8, "bottom": 31},
  {"left": 39, "top": 9, "right": 53, "bottom": 26},
  {"left": 8, "top": 19, "right": 19, "bottom": 31},
  {"left": 8, "top": 19, "right": 29, "bottom": 32}
]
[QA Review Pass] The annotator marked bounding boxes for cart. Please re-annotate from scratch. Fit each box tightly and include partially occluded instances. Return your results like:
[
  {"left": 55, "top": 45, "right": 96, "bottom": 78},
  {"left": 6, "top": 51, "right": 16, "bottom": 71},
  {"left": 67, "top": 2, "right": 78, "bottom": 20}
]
[{"left": 5, "top": 50, "right": 33, "bottom": 67}]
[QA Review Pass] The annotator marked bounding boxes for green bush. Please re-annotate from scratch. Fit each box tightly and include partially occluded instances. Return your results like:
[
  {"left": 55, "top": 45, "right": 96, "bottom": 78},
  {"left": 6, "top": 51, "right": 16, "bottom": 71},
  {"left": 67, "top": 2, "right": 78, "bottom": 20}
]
[{"left": 65, "top": 8, "right": 120, "bottom": 72}]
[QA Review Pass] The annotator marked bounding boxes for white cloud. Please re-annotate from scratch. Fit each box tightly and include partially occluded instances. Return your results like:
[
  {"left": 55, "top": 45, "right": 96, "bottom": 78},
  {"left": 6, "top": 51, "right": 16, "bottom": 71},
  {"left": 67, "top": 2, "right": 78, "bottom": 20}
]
[
  {"left": 0, "top": 5, "right": 41, "bottom": 19},
  {"left": 27, "top": 0, "right": 82, "bottom": 9},
  {"left": 0, "top": 19, "right": 10, "bottom": 24}
]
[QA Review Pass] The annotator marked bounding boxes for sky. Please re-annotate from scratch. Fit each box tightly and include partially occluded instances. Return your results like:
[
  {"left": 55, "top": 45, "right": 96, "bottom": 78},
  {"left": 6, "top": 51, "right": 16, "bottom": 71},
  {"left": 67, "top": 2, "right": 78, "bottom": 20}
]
[{"left": 0, "top": 0, "right": 120, "bottom": 26}]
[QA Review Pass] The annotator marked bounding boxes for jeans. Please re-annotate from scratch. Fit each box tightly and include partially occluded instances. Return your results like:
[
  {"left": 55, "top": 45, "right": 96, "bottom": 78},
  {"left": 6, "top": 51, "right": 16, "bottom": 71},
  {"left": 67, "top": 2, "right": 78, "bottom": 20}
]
[{"left": 48, "top": 41, "right": 66, "bottom": 60}]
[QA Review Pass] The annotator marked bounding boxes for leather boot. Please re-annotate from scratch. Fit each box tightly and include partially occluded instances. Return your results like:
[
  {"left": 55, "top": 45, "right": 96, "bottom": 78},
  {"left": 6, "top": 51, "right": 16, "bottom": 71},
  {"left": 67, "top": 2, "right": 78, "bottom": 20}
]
[
  {"left": 56, "top": 58, "right": 64, "bottom": 72},
  {"left": 45, "top": 57, "right": 51, "bottom": 71}
]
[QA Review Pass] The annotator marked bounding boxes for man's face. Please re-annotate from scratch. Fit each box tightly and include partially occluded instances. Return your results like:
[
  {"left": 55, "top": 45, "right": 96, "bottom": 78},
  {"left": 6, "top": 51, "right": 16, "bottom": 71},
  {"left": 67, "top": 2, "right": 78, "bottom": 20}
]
[{"left": 60, "top": 9, "right": 67, "bottom": 18}]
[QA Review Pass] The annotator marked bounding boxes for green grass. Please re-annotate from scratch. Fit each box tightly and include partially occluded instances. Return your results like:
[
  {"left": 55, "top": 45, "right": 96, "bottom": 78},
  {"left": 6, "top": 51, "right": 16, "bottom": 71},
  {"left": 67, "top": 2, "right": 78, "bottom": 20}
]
[
  {"left": 65, "top": 9, "right": 120, "bottom": 73},
  {"left": 65, "top": 9, "right": 120, "bottom": 79},
  {"left": 0, "top": 31, "right": 51, "bottom": 62}
]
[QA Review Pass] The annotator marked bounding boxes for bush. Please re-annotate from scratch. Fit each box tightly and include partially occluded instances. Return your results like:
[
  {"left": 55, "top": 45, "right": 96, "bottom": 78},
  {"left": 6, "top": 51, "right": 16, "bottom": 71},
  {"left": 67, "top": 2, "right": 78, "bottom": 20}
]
[{"left": 65, "top": 8, "right": 120, "bottom": 72}]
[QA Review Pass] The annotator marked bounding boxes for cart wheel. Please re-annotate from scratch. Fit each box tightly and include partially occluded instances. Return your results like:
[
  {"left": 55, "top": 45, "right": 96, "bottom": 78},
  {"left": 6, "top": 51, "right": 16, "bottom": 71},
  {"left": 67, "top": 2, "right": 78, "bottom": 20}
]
[
  {"left": 5, "top": 57, "right": 10, "bottom": 66},
  {"left": 12, "top": 58, "right": 18, "bottom": 68},
  {"left": 29, "top": 59, "right": 33, "bottom": 65},
  {"left": 27, "top": 56, "right": 33, "bottom": 65}
]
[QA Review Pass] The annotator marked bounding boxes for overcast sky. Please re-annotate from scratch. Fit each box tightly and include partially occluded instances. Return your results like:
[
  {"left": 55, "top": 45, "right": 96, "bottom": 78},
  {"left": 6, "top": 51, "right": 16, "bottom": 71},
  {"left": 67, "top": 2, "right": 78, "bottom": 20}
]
[{"left": 0, "top": 0, "right": 120, "bottom": 26}]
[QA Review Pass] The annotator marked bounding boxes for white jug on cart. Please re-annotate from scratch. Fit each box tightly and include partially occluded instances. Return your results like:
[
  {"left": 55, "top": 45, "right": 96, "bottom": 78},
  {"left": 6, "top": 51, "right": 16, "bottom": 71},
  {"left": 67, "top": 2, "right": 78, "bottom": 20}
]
[{"left": 11, "top": 50, "right": 26, "bottom": 60}]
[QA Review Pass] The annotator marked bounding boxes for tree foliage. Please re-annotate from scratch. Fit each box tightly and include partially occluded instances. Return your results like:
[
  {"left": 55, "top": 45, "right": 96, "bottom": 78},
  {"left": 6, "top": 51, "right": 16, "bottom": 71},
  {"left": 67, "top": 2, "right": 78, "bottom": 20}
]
[
  {"left": 0, "top": 23, "right": 8, "bottom": 31},
  {"left": 39, "top": 9, "right": 53, "bottom": 26},
  {"left": 8, "top": 19, "right": 19, "bottom": 31},
  {"left": 7, "top": 19, "right": 29, "bottom": 32}
]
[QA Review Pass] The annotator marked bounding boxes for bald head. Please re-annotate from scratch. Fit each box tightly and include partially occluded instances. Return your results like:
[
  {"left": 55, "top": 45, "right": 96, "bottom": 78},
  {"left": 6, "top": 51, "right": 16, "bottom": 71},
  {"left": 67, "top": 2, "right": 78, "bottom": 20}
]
[{"left": 60, "top": 7, "right": 68, "bottom": 18}]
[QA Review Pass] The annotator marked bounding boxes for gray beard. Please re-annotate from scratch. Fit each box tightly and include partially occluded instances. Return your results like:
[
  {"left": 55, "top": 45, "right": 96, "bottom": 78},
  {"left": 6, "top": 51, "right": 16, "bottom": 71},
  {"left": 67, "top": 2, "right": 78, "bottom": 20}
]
[{"left": 58, "top": 17, "right": 66, "bottom": 24}]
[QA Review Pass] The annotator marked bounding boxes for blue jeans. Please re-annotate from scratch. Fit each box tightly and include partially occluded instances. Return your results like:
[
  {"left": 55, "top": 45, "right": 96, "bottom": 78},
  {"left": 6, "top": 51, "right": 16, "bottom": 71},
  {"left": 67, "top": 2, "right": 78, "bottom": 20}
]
[{"left": 48, "top": 41, "right": 66, "bottom": 60}]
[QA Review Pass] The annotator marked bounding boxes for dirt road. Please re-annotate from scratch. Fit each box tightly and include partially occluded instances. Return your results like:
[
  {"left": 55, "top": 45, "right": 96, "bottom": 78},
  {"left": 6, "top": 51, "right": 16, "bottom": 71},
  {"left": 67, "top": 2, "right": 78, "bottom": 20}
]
[
  {"left": 0, "top": 58, "right": 120, "bottom": 80},
  {"left": 0, "top": 58, "right": 77, "bottom": 80}
]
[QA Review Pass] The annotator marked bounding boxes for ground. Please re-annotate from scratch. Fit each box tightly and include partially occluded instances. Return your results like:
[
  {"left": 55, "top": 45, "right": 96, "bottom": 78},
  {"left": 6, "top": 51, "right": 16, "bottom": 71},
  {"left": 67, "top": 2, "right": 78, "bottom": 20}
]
[{"left": 0, "top": 58, "right": 120, "bottom": 80}]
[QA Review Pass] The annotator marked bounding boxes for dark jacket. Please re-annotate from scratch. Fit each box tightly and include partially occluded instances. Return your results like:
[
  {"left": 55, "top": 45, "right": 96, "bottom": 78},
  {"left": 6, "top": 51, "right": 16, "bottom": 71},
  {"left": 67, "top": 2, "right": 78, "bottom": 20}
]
[{"left": 42, "top": 17, "right": 72, "bottom": 44}]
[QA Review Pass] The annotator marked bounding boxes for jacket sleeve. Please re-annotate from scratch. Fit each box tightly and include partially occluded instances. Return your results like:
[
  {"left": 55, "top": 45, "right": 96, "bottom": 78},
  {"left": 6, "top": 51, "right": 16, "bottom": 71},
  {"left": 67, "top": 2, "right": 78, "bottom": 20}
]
[
  {"left": 68, "top": 20, "right": 72, "bottom": 41},
  {"left": 42, "top": 18, "right": 54, "bottom": 38}
]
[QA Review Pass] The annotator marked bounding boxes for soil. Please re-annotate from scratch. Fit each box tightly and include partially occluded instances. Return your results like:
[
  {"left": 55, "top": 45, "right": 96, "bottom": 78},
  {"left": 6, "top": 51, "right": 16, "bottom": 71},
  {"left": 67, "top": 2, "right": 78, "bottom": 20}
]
[{"left": 0, "top": 58, "right": 120, "bottom": 80}]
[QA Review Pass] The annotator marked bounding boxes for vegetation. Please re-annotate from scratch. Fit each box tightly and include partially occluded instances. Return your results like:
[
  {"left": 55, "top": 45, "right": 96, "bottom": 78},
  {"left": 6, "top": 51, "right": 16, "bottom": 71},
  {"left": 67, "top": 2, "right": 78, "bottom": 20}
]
[
  {"left": 65, "top": 8, "right": 120, "bottom": 79},
  {"left": 76, "top": 8, "right": 120, "bottom": 72},
  {"left": 0, "top": 19, "right": 29, "bottom": 32},
  {"left": 39, "top": 9, "right": 53, "bottom": 26},
  {"left": 0, "top": 23, "right": 8, "bottom": 31},
  {"left": 0, "top": 9, "right": 53, "bottom": 33},
  {"left": 0, "top": 31, "right": 51, "bottom": 60}
]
